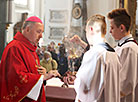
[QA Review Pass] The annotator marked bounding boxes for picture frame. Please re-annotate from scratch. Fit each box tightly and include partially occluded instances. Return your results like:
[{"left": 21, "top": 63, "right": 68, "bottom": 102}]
[
  {"left": 49, "top": 9, "right": 68, "bottom": 23},
  {"left": 72, "top": 3, "right": 82, "bottom": 19},
  {"left": 49, "top": 26, "right": 67, "bottom": 39}
]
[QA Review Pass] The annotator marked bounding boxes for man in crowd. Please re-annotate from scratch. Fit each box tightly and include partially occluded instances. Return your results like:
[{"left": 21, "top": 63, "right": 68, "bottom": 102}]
[
  {"left": 0, "top": 16, "right": 60, "bottom": 102},
  {"left": 73, "top": 14, "right": 120, "bottom": 102}
]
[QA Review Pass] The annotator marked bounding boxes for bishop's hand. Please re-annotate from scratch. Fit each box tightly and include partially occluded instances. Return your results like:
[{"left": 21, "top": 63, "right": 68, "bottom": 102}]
[
  {"left": 37, "top": 66, "right": 46, "bottom": 75},
  {"left": 44, "top": 70, "right": 61, "bottom": 81}
]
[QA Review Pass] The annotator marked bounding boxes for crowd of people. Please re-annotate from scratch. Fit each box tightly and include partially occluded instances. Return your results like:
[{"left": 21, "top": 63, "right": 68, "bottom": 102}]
[
  {"left": 0, "top": 8, "right": 138, "bottom": 102},
  {"left": 36, "top": 41, "right": 82, "bottom": 77}
]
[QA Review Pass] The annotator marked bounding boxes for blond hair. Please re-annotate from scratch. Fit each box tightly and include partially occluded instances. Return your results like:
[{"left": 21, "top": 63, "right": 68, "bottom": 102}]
[{"left": 87, "top": 14, "right": 106, "bottom": 35}]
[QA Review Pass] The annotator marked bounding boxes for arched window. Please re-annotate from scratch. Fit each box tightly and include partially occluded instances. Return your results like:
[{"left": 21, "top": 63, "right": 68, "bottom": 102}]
[{"left": 14, "top": 0, "right": 28, "bottom": 6}]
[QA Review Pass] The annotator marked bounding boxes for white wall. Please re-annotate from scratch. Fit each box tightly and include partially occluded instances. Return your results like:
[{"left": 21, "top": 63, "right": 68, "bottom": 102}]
[
  {"left": 6, "top": 0, "right": 119, "bottom": 47},
  {"left": 87, "top": 0, "right": 118, "bottom": 47},
  {"left": 43, "top": 0, "right": 72, "bottom": 46},
  {"left": 6, "top": 0, "right": 36, "bottom": 43}
]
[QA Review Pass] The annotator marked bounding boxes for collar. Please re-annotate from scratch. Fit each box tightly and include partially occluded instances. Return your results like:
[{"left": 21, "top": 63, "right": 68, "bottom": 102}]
[
  {"left": 43, "top": 57, "right": 52, "bottom": 63},
  {"left": 14, "top": 32, "right": 37, "bottom": 52},
  {"left": 90, "top": 41, "right": 115, "bottom": 52},
  {"left": 118, "top": 34, "right": 133, "bottom": 46}
]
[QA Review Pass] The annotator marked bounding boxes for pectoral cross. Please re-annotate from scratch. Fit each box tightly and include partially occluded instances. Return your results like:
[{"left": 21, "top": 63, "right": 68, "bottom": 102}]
[{"left": 35, "top": 59, "right": 40, "bottom": 68}]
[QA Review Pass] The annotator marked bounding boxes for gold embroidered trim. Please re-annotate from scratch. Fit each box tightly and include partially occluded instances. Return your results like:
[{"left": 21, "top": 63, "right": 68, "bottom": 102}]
[
  {"left": 3, "top": 86, "right": 19, "bottom": 100},
  {"left": 20, "top": 75, "right": 28, "bottom": 84},
  {"left": 19, "top": 75, "right": 42, "bottom": 101}
]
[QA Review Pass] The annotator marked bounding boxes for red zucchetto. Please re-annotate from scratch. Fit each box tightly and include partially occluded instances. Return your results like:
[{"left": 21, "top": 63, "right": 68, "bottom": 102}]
[{"left": 25, "top": 16, "right": 43, "bottom": 24}]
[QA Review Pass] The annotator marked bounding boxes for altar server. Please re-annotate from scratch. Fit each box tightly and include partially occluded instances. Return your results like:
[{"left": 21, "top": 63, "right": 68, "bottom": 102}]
[
  {"left": 108, "top": 8, "right": 138, "bottom": 102},
  {"left": 74, "top": 14, "right": 120, "bottom": 102}
]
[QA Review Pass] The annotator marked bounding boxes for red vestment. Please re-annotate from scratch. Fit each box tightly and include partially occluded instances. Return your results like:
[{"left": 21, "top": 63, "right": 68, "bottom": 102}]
[{"left": 0, "top": 32, "right": 46, "bottom": 102}]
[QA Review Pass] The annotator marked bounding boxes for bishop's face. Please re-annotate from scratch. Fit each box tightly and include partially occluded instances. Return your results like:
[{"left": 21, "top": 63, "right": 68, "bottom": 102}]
[{"left": 28, "top": 22, "right": 44, "bottom": 45}]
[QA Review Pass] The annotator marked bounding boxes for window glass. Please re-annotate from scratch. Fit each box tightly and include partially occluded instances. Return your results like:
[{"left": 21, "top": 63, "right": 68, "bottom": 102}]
[{"left": 14, "top": 0, "right": 27, "bottom": 6}]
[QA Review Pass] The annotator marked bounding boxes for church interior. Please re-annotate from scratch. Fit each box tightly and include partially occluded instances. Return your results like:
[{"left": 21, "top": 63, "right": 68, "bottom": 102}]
[{"left": 0, "top": 0, "right": 138, "bottom": 102}]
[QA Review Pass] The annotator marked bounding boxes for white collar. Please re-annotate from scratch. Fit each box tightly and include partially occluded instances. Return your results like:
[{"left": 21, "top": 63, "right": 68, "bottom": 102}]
[{"left": 118, "top": 34, "right": 133, "bottom": 45}]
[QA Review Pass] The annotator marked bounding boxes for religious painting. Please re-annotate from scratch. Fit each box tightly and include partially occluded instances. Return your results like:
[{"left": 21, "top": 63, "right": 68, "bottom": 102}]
[
  {"left": 49, "top": 26, "right": 67, "bottom": 39},
  {"left": 49, "top": 10, "right": 68, "bottom": 23}
]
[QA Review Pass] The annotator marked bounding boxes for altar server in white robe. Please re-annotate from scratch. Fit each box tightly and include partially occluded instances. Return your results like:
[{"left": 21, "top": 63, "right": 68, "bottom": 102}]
[
  {"left": 107, "top": 8, "right": 138, "bottom": 102},
  {"left": 74, "top": 14, "right": 121, "bottom": 102}
]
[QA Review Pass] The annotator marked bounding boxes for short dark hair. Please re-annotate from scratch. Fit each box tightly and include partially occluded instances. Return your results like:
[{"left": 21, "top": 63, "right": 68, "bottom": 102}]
[
  {"left": 22, "top": 21, "right": 36, "bottom": 30},
  {"left": 107, "top": 8, "right": 131, "bottom": 32},
  {"left": 87, "top": 14, "right": 106, "bottom": 35}
]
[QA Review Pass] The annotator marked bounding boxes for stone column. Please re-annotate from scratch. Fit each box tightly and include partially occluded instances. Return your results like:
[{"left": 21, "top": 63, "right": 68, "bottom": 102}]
[
  {"left": 82, "top": 0, "right": 87, "bottom": 41},
  {"left": 125, "top": 0, "right": 137, "bottom": 36},
  {"left": 0, "top": 0, "right": 7, "bottom": 59},
  {"left": 69, "top": 0, "right": 87, "bottom": 42}
]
